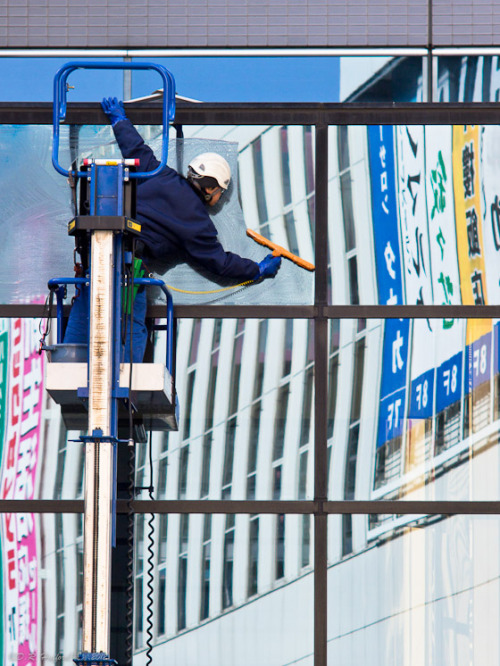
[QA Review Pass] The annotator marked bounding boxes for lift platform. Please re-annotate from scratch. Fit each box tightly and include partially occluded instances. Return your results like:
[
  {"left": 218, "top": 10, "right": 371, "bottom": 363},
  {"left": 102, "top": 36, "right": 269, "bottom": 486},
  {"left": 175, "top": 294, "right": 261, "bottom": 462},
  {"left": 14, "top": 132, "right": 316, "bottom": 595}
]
[
  {"left": 46, "top": 360, "right": 175, "bottom": 430},
  {"left": 46, "top": 359, "right": 176, "bottom": 432},
  {"left": 45, "top": 60, "right": 178, "bottom": 437},
  {"left": 44, "top": 230, "right": 179, "bottom": 434},
  {"left": 45, "top": 61, "right": 178, "bottom": 666},
  {"left": 44, "top": 265, "right": 178, "bottom": 435}
]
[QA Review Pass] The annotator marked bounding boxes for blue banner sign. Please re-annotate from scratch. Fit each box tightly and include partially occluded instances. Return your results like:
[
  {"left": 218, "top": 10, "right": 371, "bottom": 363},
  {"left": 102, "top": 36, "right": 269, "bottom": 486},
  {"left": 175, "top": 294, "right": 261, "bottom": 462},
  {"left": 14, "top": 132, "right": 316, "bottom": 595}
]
[
  {"left": 378, "top": 386, "right": 407, "bottom": 445},
  {"left": 409, "top": 368, "right": 435, "bottom": 419},
  {"left": 436, "top": 351, "right": 463, "bottom": 413},
  {"left": 467, "top": 331, "right": 492, "bottom": 391},
  {"left": 368, "top": 126, "right": 409, "bottom": 448}
]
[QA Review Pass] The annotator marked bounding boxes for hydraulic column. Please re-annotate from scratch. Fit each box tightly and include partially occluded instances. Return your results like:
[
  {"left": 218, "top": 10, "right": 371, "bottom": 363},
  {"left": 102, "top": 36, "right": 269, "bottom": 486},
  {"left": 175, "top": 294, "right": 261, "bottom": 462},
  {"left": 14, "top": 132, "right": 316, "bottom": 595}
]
[{"left": 82, "top": 228, "right": 116, "bottom": 653}]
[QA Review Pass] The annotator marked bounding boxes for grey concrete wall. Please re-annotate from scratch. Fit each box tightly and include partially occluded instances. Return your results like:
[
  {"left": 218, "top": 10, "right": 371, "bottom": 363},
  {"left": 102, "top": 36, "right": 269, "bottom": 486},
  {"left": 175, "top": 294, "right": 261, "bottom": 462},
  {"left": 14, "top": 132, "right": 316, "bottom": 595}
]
[
  {"left": 0, "top": 0, "right": 497, "bottom": 49},
  {"left": 433, "top": 0, "right": 500, "bottom": 46}
]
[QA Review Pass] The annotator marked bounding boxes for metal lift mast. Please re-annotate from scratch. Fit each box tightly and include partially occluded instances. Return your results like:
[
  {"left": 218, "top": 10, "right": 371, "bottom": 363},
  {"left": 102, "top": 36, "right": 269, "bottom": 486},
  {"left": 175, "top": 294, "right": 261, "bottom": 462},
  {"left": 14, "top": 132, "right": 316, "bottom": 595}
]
[{"left": 49, "top": 61, "right": 177, "bottom": 666}]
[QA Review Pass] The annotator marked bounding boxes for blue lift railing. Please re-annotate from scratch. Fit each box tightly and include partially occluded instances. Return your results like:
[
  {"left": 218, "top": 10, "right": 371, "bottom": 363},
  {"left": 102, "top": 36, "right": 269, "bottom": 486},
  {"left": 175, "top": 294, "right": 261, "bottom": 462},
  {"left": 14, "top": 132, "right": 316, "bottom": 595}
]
[
  {"left": 47, "top": 276, "right": 175, "bottom": 378},
  {"left": 50, "top": 60, "right": 176, "bottom": 380},
  {"left": 52, "top": 60, "right": 175, "bottom": 178}
]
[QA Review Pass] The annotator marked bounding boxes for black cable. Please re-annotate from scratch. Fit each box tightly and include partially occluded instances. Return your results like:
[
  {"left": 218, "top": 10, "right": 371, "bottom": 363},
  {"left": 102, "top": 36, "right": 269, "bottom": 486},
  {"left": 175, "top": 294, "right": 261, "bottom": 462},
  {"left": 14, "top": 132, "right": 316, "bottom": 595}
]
[
  {"left": 38, "top": 288, "right": 55, "bottom": 353},
  {"left": 124, "top": 439, "right": 135, "bottom": 666},
  {"left": 125, "top": 241, "right": 137, "bottom": 666},
  {"left": 144, "top": 431, "right": 155, "bottom": 666}
]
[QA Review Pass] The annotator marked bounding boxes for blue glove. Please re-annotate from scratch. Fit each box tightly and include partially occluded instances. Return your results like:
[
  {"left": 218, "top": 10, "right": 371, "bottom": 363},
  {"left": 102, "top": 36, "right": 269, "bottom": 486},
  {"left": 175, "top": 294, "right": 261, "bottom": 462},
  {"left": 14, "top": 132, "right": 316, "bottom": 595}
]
[
  {"left": 258, "top": 254, "right": 282, "bottom": 279},
  {"left": 101, "top": 97, "right": 127, "bottom": 126}
]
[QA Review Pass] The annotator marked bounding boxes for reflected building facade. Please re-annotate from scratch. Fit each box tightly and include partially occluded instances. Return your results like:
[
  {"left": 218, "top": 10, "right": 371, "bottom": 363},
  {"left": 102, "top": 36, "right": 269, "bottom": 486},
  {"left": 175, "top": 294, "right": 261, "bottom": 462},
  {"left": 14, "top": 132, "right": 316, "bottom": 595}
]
[{"left": 4, "top": 55, "right": 500, "bottom": 666}]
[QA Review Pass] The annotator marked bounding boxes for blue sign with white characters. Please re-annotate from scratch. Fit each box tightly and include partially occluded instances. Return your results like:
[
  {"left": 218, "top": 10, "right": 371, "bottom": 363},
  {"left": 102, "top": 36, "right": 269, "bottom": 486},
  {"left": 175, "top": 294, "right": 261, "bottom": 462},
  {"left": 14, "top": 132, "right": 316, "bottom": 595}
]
[
  {"left": 409, "top": 368, "right": 435, "bottom": 419},
  {"left": 368, "top": 126, "right": 409, "bottom": 448},
  {"left": 378, "top": 386, "right": 407, "bottom": 445},
  {"left": 467, "top": 331, "right": 492, "bottom": 391},
  {"left": 436, "top": 351, "right": 463, "bottom": 413},
  {"left": 379, "top": 318, "right": 410, "bottom": 402},
  {"left": 494, "top": 322, "right": 500, "bottom": 374},
  {"left": 368, "top": 126, "right": 404, "bottom": 308}
]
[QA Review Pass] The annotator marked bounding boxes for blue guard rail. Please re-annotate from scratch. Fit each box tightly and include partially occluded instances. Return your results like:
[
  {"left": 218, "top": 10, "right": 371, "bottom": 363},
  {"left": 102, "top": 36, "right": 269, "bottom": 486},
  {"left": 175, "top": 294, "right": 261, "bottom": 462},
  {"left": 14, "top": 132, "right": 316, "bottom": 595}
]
[
  {"left": 47, "top": 276, "right": 175, "bottom": 378},
  {"left": 52, "top": 60, "right": 175, "bottom": 178},
  {"left": 49, "top": 61, "right": 176, "bottom": 377}
]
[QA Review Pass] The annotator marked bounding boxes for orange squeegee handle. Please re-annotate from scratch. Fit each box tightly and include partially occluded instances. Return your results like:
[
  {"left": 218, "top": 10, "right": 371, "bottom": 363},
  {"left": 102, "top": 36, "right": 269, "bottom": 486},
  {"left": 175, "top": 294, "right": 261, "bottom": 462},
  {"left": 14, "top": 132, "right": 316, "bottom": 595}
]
[{"left": 246, "top": 229, "right": 315, "bottom": 272}]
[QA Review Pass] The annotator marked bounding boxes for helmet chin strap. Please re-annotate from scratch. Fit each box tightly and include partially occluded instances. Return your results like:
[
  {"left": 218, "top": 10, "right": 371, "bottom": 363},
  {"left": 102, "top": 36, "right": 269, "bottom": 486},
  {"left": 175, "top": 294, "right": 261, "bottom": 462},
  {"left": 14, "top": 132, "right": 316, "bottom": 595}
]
[
  {"left": 201, "top": 184, "right": 223, "bottom": 203},
  {"left": 187, "top": 170, "right": 224, "bottom": 202},
  {"left": 189, "top": 178, "right": 212, "bottom": 202}
]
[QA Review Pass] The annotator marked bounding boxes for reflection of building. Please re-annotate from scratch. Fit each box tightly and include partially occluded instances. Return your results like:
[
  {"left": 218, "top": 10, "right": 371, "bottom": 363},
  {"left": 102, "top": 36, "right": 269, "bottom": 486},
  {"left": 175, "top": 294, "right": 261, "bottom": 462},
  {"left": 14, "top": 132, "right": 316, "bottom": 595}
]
[
  {"left": 344, "top": 54, "right": 500, "bottom": 103},
  {"left": 135, "top": 122, "right": 500, "bottom": 661},
  {"left": 21, "top": 59, "right": 500, "bottom": 665}
]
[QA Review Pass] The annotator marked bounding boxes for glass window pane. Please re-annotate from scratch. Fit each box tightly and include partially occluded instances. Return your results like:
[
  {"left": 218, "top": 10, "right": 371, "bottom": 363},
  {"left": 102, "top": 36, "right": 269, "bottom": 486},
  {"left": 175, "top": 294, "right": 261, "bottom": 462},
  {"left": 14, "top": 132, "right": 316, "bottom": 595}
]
[
  {"left": 326, "top": 318, "right": 500, "bottom": 507},
  {"left": 273, "top": 384, "right": 290, "bottom": 462},
  {"left": 326, "top": 122, "right": 500, "bottom": 307},
  {"left": 280, "top": 126, "right": 293, "bottom": 207},
  {"left": 0, "top": 124, "right": 314, "bottom": 306},
  {"left": 329, "top": 515, "right": 500, "bottom": 664},
  {"left": 342, "top": 57, "right": 424, "bottom": 102},
  {"left": 248, "top": 516, "right": 259, "bottom": 597},
  {"left": 183, "top": 371, "right": 195, "bottom": 440},
  {"left": 435, "top": 55, "right": 500, "bottom": 103},
  {"left": 129, "top": 512, "right": 314, "bottom": 662},
  {"left": 222, "top": 516, "right": 235, "bottom": 609},
  {"left": 143, "top": 319, "right": 314, "bottom": 501},
  {"left": 252, "top": 137, "right": 268, "bottom": 227},
  {"left": 275, "top": 514, "right": 285, "bottom": 580}
]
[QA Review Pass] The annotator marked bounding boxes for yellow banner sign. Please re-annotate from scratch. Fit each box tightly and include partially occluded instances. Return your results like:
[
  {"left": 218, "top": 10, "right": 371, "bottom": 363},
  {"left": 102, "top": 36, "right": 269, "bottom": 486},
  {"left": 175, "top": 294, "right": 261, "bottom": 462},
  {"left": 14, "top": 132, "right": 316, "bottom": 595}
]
[{"left": 452, "top": 125, "right": 490, "bottom": 343}]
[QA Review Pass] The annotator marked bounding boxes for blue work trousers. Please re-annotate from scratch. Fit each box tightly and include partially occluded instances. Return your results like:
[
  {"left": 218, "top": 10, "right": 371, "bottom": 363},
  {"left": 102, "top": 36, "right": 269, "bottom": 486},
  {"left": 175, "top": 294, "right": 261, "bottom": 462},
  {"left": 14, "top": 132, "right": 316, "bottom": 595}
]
[{"left": 63, "top": 285, "right": 148, "bottom": 363}]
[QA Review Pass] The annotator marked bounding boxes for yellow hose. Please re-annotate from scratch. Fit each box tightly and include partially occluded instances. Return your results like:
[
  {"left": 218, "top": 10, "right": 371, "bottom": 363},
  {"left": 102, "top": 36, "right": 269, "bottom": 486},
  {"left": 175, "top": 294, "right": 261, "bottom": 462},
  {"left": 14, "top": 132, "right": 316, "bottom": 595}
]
[{"left": 165, "top": 279, "right": 255, "bottom": 295}]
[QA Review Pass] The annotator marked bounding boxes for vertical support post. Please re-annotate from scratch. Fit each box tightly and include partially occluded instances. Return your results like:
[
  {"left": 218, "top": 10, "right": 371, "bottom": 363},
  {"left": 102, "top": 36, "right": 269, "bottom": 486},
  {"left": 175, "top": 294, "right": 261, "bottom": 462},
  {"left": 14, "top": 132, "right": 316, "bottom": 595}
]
[
  {"left": 314, "top": 122, "right": 329, "bottom": 666},
  {"left": 82, "top": 229, "right": 116, "bottom": 654},
  {"left": 123, "top": 57, "right": 132, "bottom": 101},
  {"left": 427, "top": 0, "right": 433, "bottom": 103},
  {"left": 55, "top": 286, "right": 66, "bottom": 343}
]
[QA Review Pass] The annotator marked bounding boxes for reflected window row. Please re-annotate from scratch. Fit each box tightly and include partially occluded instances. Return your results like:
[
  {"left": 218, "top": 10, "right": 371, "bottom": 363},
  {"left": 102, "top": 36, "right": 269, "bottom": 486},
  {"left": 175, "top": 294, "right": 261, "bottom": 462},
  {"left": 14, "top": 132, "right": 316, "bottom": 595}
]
[
  {"left": 5, "top": 55, "right": 500, "bottom": 104},
  {"left": 6, "top": 119, "right": 500, "bottom": 310},
  {"left": 131, "top": 511, "right": 313, "bottom": 645},
  {"left": 31, "top": 510, "right": 500, "bottom": 665}
]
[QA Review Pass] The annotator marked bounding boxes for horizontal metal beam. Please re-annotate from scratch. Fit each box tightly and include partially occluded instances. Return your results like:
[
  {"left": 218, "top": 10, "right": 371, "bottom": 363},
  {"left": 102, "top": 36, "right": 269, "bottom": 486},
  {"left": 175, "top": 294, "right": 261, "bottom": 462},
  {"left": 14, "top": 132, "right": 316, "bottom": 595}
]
[
  {"left": 322, "top": 305, "right": 500, "bottom": 319},
  {"left": 3, "top": 102, "right": 500, "bottom": 126},
  {"left": 171, "top": 305, "right": 316, "bottom": 319},
  {"left": 2, "top": 499, "right": 500, "bottom": 515},
  {"left": 127, "top": 500, "right": 316, "bottom": 514},
  {"left": 0, "top": 499, "right": 85, "bottom": 512},
  {"left": 3, "top": 303, "right": 500, "bottom": 320},
  {"left": 0, "top": 48, "right": 429, "bottom": 58},
  {"left": 127, "top": 499, "right": 500, "bottom": 515}
]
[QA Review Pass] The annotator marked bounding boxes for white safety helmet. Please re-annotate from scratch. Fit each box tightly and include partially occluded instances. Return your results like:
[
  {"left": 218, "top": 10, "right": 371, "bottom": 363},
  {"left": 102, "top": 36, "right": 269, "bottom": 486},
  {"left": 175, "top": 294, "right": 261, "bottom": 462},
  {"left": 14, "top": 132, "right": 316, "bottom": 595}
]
[{"left": 187, "top": 152, "right": 231, "bottom": 190}]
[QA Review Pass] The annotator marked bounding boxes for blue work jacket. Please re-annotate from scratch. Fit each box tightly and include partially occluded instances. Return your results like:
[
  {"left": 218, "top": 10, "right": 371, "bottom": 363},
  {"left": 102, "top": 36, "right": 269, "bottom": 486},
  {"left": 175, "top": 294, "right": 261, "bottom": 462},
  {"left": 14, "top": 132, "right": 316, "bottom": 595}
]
[{"left": 113, "top": 119, "right": 260, "bottom": 281}]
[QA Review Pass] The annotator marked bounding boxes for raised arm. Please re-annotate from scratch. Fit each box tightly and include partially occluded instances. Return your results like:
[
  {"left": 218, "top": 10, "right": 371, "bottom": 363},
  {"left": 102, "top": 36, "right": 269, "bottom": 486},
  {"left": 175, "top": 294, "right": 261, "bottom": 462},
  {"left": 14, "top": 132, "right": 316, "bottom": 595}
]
[
  {"left": 101, "top": 97, "right": 161, "bottom": 173},
  {"left": 179, "top": 203, "right": 280, "bottom": 281}
]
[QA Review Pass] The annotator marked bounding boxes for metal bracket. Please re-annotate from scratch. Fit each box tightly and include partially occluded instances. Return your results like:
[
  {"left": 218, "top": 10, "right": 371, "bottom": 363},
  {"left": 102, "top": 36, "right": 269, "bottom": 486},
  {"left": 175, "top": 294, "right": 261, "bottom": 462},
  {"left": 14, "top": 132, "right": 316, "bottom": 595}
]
[
  {"left": 74, "top": 430, "right": 127, "bottom": 445},
  {"left": 70, "top": 431, "right": 132, "bottom": 446},
  {"left": 68, "top": 216, "right": 141, "bottom": 235},
  {"left": 74, "top": 652, "right": 117, "bottom": 666}
]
